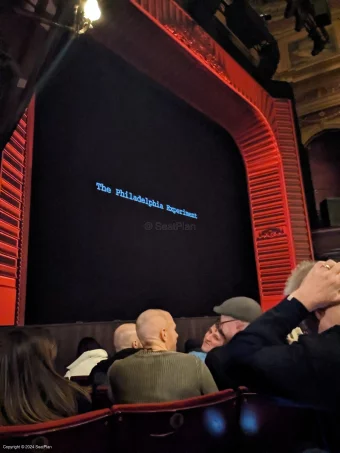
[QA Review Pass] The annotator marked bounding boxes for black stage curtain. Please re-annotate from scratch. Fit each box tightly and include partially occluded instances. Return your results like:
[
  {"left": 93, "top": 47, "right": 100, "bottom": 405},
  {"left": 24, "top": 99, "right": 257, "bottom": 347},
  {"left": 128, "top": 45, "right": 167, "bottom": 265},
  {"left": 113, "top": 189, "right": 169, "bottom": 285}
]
[{"left": 26, "top": 36, "right": 257, "bottom": 324}]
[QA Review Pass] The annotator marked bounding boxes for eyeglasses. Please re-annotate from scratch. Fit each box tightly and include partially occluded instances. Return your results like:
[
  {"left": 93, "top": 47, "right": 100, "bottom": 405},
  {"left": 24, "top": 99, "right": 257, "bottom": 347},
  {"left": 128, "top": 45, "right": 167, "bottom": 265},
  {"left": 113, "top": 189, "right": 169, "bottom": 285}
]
[{"left": 215, "top": 319, "right": 237, "bottom": 339}]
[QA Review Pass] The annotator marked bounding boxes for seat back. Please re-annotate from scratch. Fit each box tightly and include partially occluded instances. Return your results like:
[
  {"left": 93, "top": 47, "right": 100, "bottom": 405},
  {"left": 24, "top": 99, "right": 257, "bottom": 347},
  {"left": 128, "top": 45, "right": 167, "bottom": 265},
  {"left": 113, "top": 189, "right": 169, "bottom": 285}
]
[
  {"left": 112, "top": 390, "right": 240, "bottom": 453},
  {"left": 239, "top": 391, "right": 326, "bottom": 452},
  {"left": 70, "top": 375, "right": 91, "bottom": 387},
  {"left": 0, "top": 409, "right": 112, "bottom": 453}
]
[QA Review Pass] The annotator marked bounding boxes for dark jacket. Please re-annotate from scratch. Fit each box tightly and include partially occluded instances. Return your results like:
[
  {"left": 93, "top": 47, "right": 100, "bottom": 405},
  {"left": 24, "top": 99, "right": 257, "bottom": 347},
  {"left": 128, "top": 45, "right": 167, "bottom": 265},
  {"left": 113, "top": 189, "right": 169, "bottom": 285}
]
[
  {"left": 89, "top": 348, "right": 140, "bottom": 387},
  {"left": 205, "top": 345, "right": 237, "bottom": 391},
  {"left": 208, "top": 296, "right": 340, "bottom": 412},
  {"left": 76, "top": 394, "right": 92, "bottom": 414}
]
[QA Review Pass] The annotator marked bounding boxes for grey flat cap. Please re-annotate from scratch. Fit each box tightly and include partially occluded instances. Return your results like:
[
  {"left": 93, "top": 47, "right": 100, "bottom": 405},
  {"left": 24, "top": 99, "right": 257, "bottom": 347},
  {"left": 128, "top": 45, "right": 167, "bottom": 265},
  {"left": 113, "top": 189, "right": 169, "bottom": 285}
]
[{"left": 213, "top": 297, "right": 262, "bottom": 323}]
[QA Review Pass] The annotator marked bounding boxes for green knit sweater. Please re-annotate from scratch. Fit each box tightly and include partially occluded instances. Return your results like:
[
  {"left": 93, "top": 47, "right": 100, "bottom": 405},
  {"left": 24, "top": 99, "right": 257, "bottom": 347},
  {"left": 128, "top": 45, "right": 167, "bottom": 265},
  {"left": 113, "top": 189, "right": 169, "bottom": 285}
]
[{"left": 108, "top": 349, "right": 218, "bottom": 404}]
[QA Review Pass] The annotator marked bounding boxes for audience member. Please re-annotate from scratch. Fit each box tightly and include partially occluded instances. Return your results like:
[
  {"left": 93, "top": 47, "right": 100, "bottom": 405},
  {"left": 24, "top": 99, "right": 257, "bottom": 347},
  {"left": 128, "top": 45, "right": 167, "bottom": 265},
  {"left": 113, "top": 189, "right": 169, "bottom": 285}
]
[
  {"left": 189, "top": 322, "right": 226, "bottom": 362},
  {"left": 0, "top": 328, "right": 91, "bottom": 425},
  {"left": 90, "top": 323, "right": 141, "bottom": 387},
  {"left": 284, "top": 260, "right": 315, "bottom": 295},
  {"left": 65, "top": 337, "right": 107, "bottom": 379},
  {"left": 108, "top": 309, "right": 218, "bottom": 403},
  {"left": 30, "top": 327, "right": 58, "bottom": 362},
  {"left": 213, "top": 296, "right": 262, "bottom": 340},
  {"left": 205, "top": 297, "right": 262, "bottom": 389},
  {"left": 221, "top": 260, "right": 340, "bottom": 411}
]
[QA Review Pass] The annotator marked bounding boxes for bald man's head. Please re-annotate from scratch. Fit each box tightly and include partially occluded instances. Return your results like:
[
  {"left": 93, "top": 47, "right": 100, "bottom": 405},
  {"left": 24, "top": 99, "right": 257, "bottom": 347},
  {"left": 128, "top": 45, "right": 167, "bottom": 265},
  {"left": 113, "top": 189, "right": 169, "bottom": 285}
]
[
  {"left": 114, "top": 323, "right": 141, "bottom": 352},
  {"left": 136, "top": 309, "right": 178, "bottom": 351}
]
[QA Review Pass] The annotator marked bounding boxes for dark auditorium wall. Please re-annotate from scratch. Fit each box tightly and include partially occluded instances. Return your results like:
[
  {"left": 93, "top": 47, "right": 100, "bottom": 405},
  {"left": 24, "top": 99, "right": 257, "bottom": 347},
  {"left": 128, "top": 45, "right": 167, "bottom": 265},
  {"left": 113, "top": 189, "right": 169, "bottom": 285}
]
[
  {"left": 307, "top": 130, "right": 340, "bottom": 213},
  {"left": 25, "top": 36, "right": 258, "bottom": 324}
]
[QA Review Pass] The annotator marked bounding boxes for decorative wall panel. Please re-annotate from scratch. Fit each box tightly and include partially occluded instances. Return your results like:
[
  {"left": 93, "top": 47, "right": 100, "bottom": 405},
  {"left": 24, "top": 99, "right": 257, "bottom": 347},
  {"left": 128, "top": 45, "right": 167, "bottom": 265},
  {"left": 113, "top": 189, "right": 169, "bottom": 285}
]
[{"left": 0, "top": 101, "right": 34, "bottom": 325}]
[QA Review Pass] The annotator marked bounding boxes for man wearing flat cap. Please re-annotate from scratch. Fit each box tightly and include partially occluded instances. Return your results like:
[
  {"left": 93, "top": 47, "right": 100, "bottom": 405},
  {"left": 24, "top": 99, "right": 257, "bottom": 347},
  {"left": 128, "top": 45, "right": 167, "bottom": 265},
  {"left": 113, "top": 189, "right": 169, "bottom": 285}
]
[
  {"left": 213, "top": 297, "right": 262, "bottom": 342},
  {"left": 205, "top": 296, "right": 262, "bottom": 390}
]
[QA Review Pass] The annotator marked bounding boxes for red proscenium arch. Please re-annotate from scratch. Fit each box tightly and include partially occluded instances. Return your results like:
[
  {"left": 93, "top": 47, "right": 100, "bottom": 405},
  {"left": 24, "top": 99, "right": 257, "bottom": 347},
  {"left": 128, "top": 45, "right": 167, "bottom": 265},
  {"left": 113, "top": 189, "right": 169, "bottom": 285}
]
[
  {"left": 0, "top": 100, "right": 35, "bottom": 325},
  {"left": 92, "top": 0, "right": 313, "bottom": 311},
  {"left": 0, "top": 0, "right": 313, "bottom": 325}
]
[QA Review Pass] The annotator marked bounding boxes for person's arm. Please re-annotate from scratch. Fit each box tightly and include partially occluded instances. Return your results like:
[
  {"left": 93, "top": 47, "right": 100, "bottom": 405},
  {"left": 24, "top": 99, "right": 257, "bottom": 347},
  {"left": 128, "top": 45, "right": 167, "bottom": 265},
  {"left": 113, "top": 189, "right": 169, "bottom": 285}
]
[
  {"left": 232, "top": 338, "right": 325, "bottom": 408},
  {"left": 224, "top": 298, "right": 321, "bottom": 406},
  {"left": 228, "top": 259, "right": 340, "bottom": 357},
  {"left": 198, "top": 360, "right": 218, "bottom": 395}
]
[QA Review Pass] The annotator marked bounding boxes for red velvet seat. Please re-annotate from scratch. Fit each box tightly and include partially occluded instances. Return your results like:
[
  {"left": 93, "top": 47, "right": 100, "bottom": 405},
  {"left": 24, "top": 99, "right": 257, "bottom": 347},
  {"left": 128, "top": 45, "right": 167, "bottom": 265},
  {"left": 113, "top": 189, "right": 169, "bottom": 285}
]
[
  {"left": 239, "top": 390, "right": 326, "bottom": 452},
  {"left": 0, "top": 409, "right": 112, "bottom": 453},
  {"left": 112, "top": 390, "right": 240, "bottom": 453}
]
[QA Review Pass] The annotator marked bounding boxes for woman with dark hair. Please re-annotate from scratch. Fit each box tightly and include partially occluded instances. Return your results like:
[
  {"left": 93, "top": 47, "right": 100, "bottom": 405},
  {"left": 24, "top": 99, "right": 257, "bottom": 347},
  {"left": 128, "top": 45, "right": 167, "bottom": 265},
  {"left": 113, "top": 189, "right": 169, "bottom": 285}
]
[
  {"left": 65, "top": 337, "right": 108, "bottom": 379},
  {"left": 0, "top": 328, "right": 91, "bottom": 426}
]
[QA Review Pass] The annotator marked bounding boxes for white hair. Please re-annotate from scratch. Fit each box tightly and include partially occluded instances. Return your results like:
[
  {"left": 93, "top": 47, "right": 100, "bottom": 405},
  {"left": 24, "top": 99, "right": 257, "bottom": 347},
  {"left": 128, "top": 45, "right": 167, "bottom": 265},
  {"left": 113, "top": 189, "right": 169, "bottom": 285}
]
[{"left": 284, "top": 261, "right": 315, "bottom": 296}]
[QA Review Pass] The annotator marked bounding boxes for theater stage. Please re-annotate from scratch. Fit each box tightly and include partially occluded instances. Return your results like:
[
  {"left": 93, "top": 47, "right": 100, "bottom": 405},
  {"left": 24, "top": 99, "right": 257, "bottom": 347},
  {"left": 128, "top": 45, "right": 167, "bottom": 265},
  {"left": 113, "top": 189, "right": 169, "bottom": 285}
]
[{"left": 0, "top": 0, "right": 313, "bottom": 326}]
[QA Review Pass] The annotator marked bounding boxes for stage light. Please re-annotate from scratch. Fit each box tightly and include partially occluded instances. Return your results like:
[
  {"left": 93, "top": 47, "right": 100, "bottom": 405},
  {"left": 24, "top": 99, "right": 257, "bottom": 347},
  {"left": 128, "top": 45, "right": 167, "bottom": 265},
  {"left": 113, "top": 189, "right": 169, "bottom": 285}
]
[
  {"left": 14, "top": 0, "right": 102, "bottom": 34},
  {"left": 83, "top": 0, "right": 101, "bottom": 22}
]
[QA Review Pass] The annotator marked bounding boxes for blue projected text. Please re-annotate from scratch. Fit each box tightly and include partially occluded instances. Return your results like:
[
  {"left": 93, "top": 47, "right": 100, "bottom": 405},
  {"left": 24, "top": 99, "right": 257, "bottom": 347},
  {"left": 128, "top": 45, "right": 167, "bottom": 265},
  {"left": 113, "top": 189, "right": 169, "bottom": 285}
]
[{"left": 95, "top": 182, "right": 198, "bottom": 220}]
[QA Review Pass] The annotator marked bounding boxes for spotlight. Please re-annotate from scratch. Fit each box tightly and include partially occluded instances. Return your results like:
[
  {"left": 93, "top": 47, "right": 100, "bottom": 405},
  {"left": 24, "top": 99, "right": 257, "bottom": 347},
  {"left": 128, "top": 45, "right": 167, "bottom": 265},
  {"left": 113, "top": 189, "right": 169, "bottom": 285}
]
[
  {"left": 14, "top": 0, "right": 102, "bottom": 35},
  {"left": 83, "top": 0, "right": 101, "bottom": 22}
]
